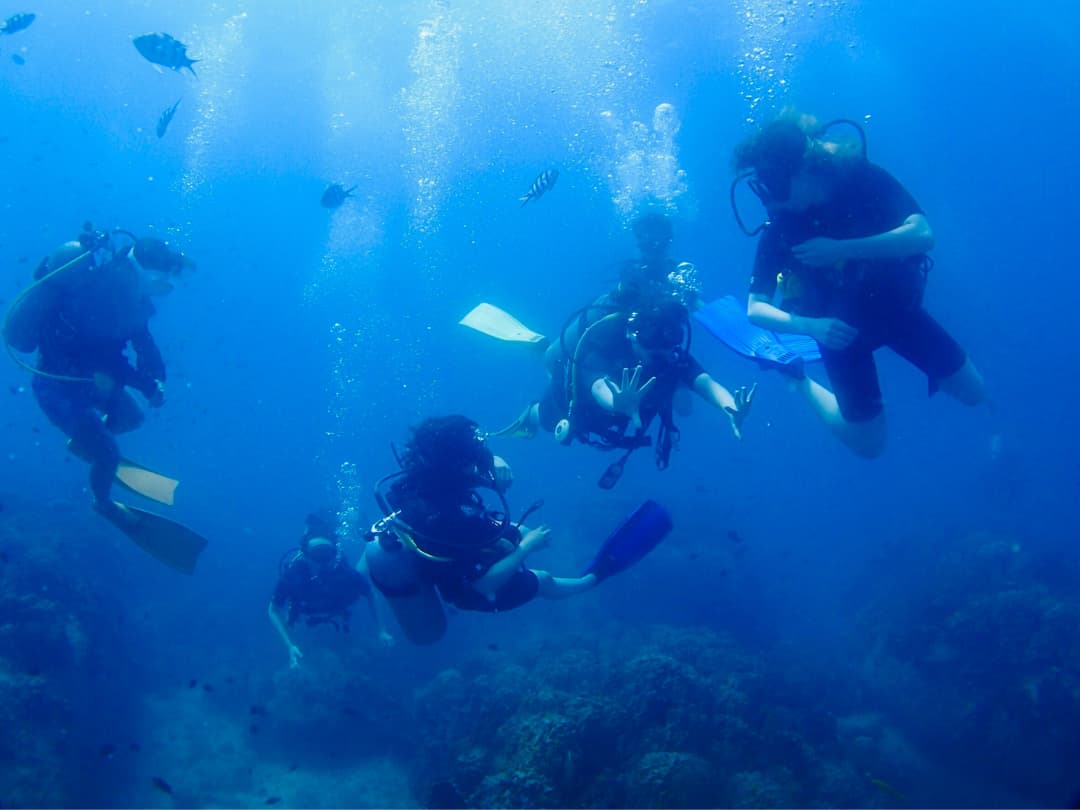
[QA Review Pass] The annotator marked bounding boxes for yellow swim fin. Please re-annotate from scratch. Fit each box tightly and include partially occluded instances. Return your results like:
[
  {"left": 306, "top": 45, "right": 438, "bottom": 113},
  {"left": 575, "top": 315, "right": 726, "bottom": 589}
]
[
  {"left": 66, "top": 440, "right": 179, "bottom": 506},
  {"left": 115, "top": 461, "right": 178, "bottom": 506},
  {"left": 459, "top": 303, "right": 547, "bottom": 344},
  {"left": 105, "top": 502, "right": 208, "bottom": 575}
]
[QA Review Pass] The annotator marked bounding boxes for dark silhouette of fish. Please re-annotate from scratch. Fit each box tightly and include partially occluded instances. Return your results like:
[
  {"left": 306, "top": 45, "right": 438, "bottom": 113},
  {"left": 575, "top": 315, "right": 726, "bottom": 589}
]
[
  {"left": 727, "top": 529, "right": 744, "bottom": 544},
  {"left": 151, "top": 776, "right": 173, "bottom": 795},
  {"left": 519, "top": 168, "right": 558, "bottom": 207},
  {"left": 0, "top": 13, "right": 35, "bottom": 35},
  {"left": 133, "top": 33, "right": 199, "bottom": 77},
  {"left": 265, "top": 798, "right": 281, "bottom": 806},
  {"left": 99, "top": 743, "right": 117, "bottom": 759},
  {"left": 249, "top": 704, "right": 269, "bottom": 717},
  {"left": 320, "top": 183, "right": 356, "bottom": 209},
  {"left": 11, "top": 53, "right": 25, "bottom": 65},
  {"left": 156, "top": 98, "right": 181, "bottom": 138}
]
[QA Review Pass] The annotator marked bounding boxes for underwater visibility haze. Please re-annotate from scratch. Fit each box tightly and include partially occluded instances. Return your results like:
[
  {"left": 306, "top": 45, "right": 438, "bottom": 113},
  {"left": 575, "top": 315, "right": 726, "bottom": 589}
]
[{"left": 1, "top": 0, "right": 1079, "bottom": 807}]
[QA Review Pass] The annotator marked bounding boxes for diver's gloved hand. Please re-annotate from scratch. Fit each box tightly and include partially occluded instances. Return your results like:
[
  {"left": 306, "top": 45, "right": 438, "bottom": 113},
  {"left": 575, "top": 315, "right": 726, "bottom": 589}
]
[
  {"left": 724, "top": 383, "right": 757, "bottom": 440},
  {"left": 491, "top": 455, "right": 513, "bottom": 490},
  {"left": 809, "top": 317, "right": 858, "bottom": 351},
  {"left": 604, "top": 366, "right": 657, "bottom": 431},
  {"left": 288, "top": 644, "right": 303, "bottom": 669}
]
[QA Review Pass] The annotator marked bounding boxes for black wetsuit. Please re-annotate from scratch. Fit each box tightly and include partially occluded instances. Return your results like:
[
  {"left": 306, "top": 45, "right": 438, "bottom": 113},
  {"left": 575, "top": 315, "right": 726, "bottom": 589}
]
[
  {"left": 538, "top": 314, "right": 705, "bottom": 453},
  {"left": 386, "top": 482, "right": 539, "bottom": 613},
  {"left": 272, "top": 553, "right": 371, "bottom": 628},
  {"left": 750, "top": 160, "right": 966, "bottom": 421},
  {"left": 5, "top": 253, "right": 165, "bottom": 504}
]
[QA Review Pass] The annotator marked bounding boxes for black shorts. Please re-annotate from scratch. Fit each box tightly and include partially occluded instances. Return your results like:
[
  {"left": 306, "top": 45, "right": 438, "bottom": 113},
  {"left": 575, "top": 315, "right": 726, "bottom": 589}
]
[
  {"left": 822, "top": 306, "right": 967, "bottom": 422},
  {"left": 441, "top": 569, "right": 540, "bottom": 613}
]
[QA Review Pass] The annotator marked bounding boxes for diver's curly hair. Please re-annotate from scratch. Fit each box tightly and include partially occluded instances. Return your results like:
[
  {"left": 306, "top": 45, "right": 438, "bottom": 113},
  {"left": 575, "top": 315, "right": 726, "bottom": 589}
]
[{"left": 396, "top": 414, "right": 494, "bottom": 493}]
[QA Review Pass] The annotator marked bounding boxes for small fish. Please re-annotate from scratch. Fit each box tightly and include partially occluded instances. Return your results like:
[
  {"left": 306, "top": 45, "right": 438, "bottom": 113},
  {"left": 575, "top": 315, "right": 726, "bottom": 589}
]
[
  {"left": 151, "top": 776, "right": 173, "bottom": 795},
  {"left": 486, "top": 643, "right": 499, "bottom": 651},
  {"left": 133, "top": 33, "right": 199, "bottom": 77},
  {"left": 249, "top": 705, "right": 269, "bottom": 717},
  {"left": 11, "top": 53, "right": 25, "bottom": 65},
  {"left": 99, "top": 743, "right": 117, "bottom": 759},
  {"left": 287, "top": 764, "right": 298, "bottom": 773},
  {"left": 726, "top": 529, "right": 744, "bottom": 544},
  {"left": 156, "top": 98, "right": 181, "bottom": 139},
  {"left": 128, "top": 742, "right": 141, "bottom": 753},
  {"left": 320, "top": 183, "right": 356, "bottom": 209},
  {"left": 519, "top": 168, "right": 559, "bottom": 207},
  {"left": 187, "top": 679, "right": 197, "bottom": 689},
  {"left": 249, "top": 724, "right": 259, "bottom": 735},
  {"left": 265, "top": 798, "right": 281, "bottom": 806},
  {"left": 201, "top": 683, "right": 214, "bottom": 693},
  {"left": 0, "top": 13, "right": 35, "bottom": 35}
]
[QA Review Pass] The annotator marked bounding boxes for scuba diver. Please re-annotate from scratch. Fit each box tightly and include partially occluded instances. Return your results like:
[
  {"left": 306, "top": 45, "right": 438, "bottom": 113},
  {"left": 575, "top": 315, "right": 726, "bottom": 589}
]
[
  {"left": 363, "top": 415, "right": 673, "bottom": 645},
  {"left": 3, "top": 223, "right": 207, "bottom": 573},
  {"left": 269, "top": 511, "right": 393, "bottom": 668},
  {"left": 468, "top": 299, "right": 755, "bottom": 489},
  {"left": 602, "top": 211, "right": 701, "bottom": 311},
  {"left": 726, "top": 112, "right": 985, "bottom": 457}
]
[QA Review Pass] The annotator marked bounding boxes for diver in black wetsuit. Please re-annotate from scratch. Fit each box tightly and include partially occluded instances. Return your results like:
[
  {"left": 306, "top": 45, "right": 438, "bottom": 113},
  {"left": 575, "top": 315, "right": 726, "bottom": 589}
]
[
  {"left": 518, "top": 300, "right": 754, "bottom": 488},
  {"left": 364, "top": 415, "right": 599, "bottom": 645},
  {"left": 3, "top": 225, "right": 191, "bottom": 524},
  {"left": 268, "top": 511, "right": 392, "bottom": 668},
  {"left": 732, "top": 113, "right": 986, "bottom": 457},
  {"left": 603, "top": 211, "right": 701, "bottom": 312}
]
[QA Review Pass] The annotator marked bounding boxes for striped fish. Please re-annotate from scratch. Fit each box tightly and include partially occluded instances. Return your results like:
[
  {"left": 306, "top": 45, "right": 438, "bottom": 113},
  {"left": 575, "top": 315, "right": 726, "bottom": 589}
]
[
  {"left": 519, "top": 168, "right": 559, "bottom": 207},
  {"left": 0, "top": 13, "right": 35, "bottom": 35}
]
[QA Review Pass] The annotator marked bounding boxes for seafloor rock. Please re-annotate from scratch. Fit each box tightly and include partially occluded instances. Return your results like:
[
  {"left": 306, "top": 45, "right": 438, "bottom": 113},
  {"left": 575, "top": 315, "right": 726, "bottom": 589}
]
[
  {"left": 622, "top": 750, "right": 718, "bottom": 808},
  {"left": 413, "top": 623, "right": 860, "bottom": 809},
  {"left": 0, "top": 495, "right": 139, "bottom": 807}
]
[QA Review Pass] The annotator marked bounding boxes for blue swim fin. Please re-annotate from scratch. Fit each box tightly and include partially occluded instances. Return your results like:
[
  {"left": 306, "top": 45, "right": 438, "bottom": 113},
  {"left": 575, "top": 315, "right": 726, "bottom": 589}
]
[
  {"left": 695, "top": 295, "right": 821, "bottom": 368},
  {"left": 584, "top": 500, "right": 673, "bottom": 581}
]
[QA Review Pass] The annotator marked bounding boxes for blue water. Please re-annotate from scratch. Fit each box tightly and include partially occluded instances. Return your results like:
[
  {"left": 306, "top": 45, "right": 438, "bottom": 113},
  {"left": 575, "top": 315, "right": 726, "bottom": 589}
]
[{"left": 1, "top": 1, "right": 1078, "bottom": 807}]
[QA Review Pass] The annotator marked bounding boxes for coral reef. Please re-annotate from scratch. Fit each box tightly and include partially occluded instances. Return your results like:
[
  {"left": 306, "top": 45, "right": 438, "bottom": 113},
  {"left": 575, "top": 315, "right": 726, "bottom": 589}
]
[{"left": 410, "top": 625, "right": 872, "bottom": 808}]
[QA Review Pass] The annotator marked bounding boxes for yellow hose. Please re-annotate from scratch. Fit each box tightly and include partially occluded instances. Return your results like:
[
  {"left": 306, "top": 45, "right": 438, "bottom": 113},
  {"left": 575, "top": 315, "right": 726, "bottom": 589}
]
[{"left": 3, "top": 248, "right": 97, "bottom": 384}]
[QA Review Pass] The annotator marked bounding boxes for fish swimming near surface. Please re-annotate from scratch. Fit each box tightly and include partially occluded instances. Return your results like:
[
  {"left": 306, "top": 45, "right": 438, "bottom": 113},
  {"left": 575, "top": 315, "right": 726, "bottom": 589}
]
[
  {"left": 519, "top": 168, "right": 559, "bottom": 207},
  {"left": 151, "top": 776, "right": 173, "bottom": 795},
  {"left": 156, "top": 98, "right": 181, "bottom": 138},
  {"left": 0, "top": 13, "right": 35, "bottom": 35},
  {"left": 133, "top": 33, "right": 199, "bottom": 77},
  {"left": 320, "top": 183, "right": 356, "bottom": 209},
  {"left": 11, "top": 53, "right": 25, "bottom": 65}
]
